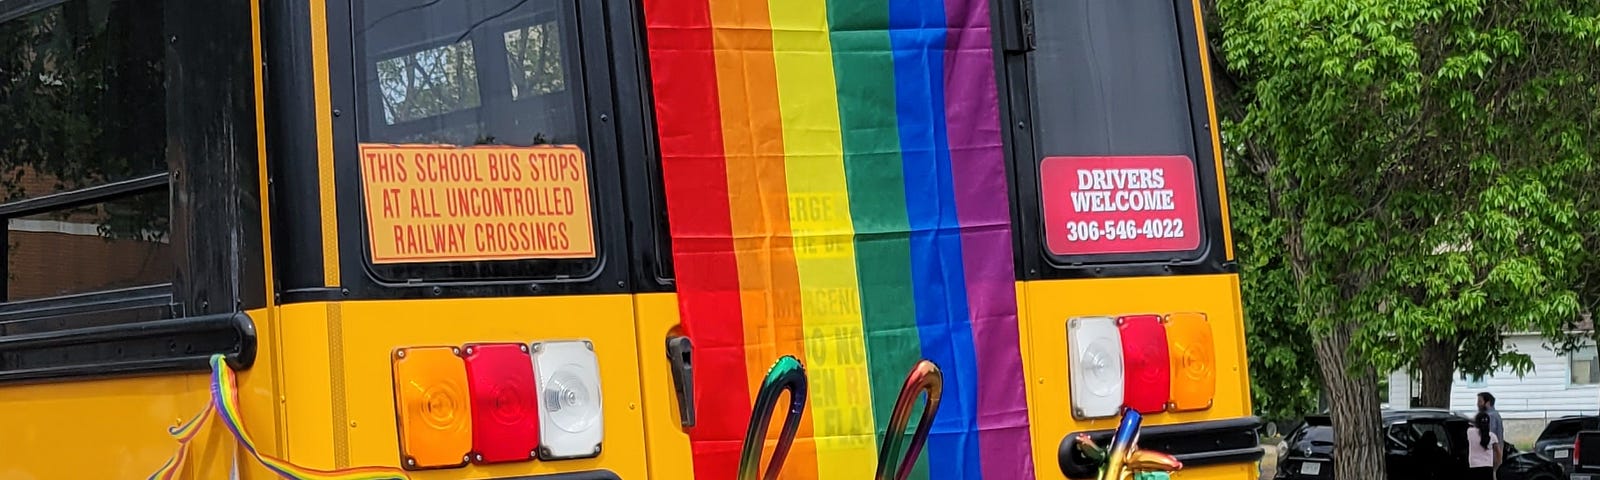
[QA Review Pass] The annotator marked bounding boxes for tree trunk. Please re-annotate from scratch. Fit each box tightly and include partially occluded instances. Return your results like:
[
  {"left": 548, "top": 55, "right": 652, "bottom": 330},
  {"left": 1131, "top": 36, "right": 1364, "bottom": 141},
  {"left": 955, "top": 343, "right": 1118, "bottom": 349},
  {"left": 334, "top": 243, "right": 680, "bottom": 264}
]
[
  {"left": 1314, "top": 320, "right": 1387, "bottom": 480},
  {"left": 1416, "top": 336, "right": 1458, "bottom": 408}
]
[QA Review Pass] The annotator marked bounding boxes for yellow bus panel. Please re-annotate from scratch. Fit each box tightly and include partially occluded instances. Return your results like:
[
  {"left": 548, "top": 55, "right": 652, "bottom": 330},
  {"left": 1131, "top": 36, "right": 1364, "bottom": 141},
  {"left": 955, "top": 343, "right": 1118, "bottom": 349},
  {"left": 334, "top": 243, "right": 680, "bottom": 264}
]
[{"left": 273, "top": 296, "right": 648, "bottom": 479}]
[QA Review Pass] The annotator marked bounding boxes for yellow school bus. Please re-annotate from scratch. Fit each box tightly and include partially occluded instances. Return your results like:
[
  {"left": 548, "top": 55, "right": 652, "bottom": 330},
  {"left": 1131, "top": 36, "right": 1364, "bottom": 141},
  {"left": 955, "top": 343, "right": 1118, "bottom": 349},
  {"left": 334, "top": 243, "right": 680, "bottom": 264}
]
[{"left": 0, "top": 0, "right": 1259, "bottom": 478}]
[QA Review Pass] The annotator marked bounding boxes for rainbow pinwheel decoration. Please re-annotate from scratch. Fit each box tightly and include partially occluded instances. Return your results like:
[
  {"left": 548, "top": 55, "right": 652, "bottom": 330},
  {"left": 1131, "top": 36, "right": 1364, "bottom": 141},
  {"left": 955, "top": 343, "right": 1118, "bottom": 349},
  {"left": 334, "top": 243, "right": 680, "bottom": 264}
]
[{"left": 1073, "top": 409, "right": 1183, "bottom": 480}]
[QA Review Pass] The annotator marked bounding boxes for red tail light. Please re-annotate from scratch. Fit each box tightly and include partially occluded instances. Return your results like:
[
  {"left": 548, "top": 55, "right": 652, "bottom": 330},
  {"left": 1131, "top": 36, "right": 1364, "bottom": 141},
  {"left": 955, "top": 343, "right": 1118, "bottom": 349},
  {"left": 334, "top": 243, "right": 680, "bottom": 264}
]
[
  {"left": 1117, "top": 315, "right": 1170, "bottom": 414},
  {"left": 462, "top": 343, "right": 540, "bottom": 464}
]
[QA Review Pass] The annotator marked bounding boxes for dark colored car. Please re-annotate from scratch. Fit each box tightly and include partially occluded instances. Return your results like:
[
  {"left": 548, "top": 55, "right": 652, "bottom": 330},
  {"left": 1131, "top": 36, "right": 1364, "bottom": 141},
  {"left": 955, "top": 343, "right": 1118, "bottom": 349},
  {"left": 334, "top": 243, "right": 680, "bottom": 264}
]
[
  {"left": 1273, "top": 409, "right": 1564, "bottom": 480},
  {"left": 1572, "top": 430, "right": 1600, "bottom": 479},
  {"left": 1528, "top": 414, "right": 1596, "bottom": 473}
]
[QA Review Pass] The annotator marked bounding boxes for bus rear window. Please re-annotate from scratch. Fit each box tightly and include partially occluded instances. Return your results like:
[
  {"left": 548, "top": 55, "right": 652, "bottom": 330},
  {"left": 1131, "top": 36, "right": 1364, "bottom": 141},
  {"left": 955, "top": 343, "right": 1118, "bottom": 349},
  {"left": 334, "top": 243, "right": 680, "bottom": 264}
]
[
  {"left": 1033, "top": 1, "right": 1196, "bottom": 158},
  {"left": 351, "top": 0, "right": 600, "bottom": 283},
  {"left": 358, "top": 0, "right": 581, "bottom": 146},
  {"left": 1026, "top": 0, "right": 1221, "bottom": 266}
]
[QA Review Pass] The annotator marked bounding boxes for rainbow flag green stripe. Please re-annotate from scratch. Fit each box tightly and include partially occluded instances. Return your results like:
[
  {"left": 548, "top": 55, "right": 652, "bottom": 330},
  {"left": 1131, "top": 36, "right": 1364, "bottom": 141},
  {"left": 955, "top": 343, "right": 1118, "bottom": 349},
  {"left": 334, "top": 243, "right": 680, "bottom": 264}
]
[{"left": 826, "top": 0, "right": 930, "bottom": 477}]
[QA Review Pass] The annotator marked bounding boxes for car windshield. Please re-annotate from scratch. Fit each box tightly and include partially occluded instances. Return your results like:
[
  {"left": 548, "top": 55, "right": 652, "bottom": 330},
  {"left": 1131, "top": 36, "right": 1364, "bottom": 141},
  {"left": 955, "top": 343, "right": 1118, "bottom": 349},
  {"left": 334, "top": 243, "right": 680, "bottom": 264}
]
[
  {"left": 1539, "top": 419, "right": 1591, "bottom": 443},
  {"left": 1302, "top": 426, "right": 1333, "bottom": 444}
]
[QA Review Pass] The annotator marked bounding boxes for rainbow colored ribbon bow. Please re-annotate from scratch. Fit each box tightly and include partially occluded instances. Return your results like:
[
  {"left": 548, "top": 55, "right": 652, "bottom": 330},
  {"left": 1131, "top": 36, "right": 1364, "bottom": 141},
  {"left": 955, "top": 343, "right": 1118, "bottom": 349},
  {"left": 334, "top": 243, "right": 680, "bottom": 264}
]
[
  {"left": 736, "top": 357, "right": 947, "bottom": 480},
  {"left": 150, "top": 354, "right": 412, "bottom": 480}
]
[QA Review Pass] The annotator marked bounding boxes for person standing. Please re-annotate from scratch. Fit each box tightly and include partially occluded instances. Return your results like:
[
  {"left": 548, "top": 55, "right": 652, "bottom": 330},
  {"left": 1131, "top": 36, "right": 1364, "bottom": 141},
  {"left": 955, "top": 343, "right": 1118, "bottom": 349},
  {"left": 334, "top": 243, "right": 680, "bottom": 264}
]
[
  {"left": 1478, "top": 392, "right": 1505, "bottom": 444},
  {"left": 1467, "top": 411, "right": 1503, "bottom": 480}
]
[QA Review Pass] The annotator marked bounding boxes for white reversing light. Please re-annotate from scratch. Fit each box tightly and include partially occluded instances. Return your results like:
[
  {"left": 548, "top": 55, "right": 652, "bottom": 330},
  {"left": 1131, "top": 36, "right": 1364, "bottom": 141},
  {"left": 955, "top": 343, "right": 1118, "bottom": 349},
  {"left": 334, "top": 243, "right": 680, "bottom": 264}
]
[
  {"left": 531, "top": 339, "right": 604, "bottom": 460},
  {"left": 1068, "top": 316, "right": 1125, "bottom": 419}
]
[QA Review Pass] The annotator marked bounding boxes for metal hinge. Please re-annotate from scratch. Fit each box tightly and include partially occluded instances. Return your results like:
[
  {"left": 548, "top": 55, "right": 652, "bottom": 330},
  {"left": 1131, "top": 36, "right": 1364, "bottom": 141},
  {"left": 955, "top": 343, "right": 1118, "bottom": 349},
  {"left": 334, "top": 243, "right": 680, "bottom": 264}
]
[{"left": 1001, "top": 0, "right": 1036, "bottom": 53}]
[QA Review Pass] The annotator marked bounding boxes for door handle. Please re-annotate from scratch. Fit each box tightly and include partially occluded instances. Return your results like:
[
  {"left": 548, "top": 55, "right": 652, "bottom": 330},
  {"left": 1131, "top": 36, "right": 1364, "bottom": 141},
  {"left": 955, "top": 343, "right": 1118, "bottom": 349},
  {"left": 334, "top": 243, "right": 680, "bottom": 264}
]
[{"left": 666, "top": 335, "right": 696, "bottom": 428}]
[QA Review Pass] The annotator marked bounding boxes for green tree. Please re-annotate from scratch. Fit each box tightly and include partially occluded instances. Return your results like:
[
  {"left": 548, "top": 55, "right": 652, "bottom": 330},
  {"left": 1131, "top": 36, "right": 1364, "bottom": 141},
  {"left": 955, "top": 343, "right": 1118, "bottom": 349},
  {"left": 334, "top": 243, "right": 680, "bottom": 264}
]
[
  {"left": 1228, "top": 132, "right": 1322, "bottom": 423},
  {"left": 1209, "top": 0, "right": 1600, "bottom": 477},
  {"left": 1200, "top": 1, "right": 1324, "bottom": 424}
]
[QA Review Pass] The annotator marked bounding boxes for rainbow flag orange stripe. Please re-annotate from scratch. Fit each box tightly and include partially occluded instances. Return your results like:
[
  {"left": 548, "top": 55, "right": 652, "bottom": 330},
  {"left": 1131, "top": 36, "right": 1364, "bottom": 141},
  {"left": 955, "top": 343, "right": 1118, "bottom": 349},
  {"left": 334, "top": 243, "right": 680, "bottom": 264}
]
[{"left": 643, "top": 0, "right": 1033, "bottom": 478}]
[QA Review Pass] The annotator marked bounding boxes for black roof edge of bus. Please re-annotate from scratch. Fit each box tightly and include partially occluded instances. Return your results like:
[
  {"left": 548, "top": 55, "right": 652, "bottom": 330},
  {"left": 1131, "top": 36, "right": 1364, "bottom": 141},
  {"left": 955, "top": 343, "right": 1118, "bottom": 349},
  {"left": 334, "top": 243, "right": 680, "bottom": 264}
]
[
  {"left": 1058, "top": 416, "right": 1264, "bottom": 479},
  {"left": 0, "top": 312, "right": 256, "bottom": 385}
]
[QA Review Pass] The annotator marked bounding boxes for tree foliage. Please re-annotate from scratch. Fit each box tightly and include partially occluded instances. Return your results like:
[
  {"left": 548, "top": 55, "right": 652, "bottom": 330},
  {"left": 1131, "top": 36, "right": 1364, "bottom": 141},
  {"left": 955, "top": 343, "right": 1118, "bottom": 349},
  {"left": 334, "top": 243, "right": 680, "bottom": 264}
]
[
  {"left": 1211, "top": 0, "right": 1600, "bottom": 476},
  {"left": 1227, "top": 138, "right": 1321, "bottom": 422},
  {"left": 1201, "top": 1, "right": 1324, "bottom": 424}
]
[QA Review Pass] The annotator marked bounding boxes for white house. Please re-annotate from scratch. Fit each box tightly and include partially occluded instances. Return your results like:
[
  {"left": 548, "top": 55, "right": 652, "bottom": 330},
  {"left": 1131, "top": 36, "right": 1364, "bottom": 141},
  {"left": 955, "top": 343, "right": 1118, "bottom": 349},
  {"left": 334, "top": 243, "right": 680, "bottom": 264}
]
[{"left": 1387, "top": 333, "right": 1599, "bottom": 443}]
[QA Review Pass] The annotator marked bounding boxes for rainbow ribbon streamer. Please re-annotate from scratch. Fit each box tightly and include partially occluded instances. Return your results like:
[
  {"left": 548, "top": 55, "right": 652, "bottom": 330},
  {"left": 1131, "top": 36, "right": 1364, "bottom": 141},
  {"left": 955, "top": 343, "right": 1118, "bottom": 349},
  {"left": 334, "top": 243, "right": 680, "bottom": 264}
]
[
  {"left": 150, "top": 354, "right": 412, "bottom": 480},
  {"left": 146, "top": 400, "right": 216, "bottom": 480}
]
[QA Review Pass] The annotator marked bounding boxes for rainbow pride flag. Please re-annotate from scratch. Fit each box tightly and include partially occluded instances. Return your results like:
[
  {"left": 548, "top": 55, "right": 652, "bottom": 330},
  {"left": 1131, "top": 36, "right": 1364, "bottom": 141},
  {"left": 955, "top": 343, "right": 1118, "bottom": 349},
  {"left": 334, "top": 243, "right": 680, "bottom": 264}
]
[{"left": 643, "top": 0, "right": 1032, "bottom": 478}]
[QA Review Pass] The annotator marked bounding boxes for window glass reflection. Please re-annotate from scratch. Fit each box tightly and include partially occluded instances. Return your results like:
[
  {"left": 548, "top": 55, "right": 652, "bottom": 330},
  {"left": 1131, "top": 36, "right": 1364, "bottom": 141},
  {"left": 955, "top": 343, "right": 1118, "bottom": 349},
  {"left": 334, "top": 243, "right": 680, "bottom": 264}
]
[
  {"left": 0, "top": 0, "right": 172, "bottom": 303},
  {"left": 376, "top": 40, "right": 482, "bottom": 125},
  {"left": 504, "top": 21, "right": 565, "bottom": 100},
  {"left": 7, "top": 188, "right": 172, "bottom": 301}
]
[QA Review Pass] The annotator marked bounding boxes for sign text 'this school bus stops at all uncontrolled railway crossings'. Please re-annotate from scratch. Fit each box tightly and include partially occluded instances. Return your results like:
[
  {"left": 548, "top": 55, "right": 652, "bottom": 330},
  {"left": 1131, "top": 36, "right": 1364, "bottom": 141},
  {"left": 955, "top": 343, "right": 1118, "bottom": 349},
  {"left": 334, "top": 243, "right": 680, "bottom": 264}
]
[{"left": 359, "top": 144, "right": 596, "bottom": 264}]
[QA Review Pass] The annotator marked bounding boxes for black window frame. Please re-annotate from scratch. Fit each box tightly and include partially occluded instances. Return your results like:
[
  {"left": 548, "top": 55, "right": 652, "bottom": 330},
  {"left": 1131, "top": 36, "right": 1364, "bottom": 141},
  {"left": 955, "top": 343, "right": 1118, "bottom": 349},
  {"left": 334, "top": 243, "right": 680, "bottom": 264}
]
[
  {"left": 0, "top": 0, "right": 262, "bottom": 383},
  {"left": 611, "top": 0, "right": 672, "bottom": 291},
  {"left": 996, "top": 0, "right": 1235, "bottom": 280},
  {"left": 298, "top": 0, "right": 671, "bottom": 301},
  {"left": 0, "top": 175, "right": 173, "bottom": 308}
]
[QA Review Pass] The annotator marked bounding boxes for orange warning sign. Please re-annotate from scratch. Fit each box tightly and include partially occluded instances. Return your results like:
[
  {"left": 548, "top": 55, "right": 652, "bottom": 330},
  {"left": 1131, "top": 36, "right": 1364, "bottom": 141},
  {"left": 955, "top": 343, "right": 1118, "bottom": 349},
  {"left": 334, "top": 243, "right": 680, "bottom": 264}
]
[{"left": 359, "top": 144, "right": 596, "bottom": 264}]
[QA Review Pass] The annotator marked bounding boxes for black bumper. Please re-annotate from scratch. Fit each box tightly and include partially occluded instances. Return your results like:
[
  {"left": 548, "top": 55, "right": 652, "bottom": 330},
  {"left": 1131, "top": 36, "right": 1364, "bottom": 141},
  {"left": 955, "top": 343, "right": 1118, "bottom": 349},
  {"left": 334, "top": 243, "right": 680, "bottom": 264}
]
[{"left": 1059, "top": 416, "right": 1265, "bottom": 479}]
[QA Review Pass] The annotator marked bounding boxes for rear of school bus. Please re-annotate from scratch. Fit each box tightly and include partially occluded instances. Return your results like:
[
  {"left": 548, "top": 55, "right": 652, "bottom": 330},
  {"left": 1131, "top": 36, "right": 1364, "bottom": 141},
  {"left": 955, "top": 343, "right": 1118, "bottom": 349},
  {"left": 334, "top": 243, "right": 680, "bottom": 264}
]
[
  {"left": 0, "top": 0, "right": 1260, "bottom": 480},
  {"left": 999, "top": 1, "right": 1265, "bottom": 478}
]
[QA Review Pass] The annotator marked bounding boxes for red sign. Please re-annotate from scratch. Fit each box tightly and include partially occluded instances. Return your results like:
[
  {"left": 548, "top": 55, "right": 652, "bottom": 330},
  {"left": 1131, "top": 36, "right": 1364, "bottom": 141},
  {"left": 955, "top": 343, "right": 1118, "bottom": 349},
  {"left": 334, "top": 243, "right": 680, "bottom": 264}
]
[{"left": 1039, "top": 155, "right": 1202, "bottom": 256}]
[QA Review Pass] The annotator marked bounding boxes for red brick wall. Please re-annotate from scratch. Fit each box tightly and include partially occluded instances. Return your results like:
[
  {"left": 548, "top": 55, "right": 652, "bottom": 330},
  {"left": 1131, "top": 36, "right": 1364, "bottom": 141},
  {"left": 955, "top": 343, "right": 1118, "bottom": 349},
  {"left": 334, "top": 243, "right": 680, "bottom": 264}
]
[
  {"left": 5, "top": 167, "right": 172, "bottom": 301},
  {"left": 7, "top": 228, "right": 172, "bottom": 301}
]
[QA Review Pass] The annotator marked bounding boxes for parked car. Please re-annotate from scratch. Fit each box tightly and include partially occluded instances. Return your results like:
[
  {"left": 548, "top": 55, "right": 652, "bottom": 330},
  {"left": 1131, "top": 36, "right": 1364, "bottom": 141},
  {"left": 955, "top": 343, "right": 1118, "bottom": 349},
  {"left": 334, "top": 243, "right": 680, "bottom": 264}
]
[
  {"left": 1528, "top": 414, "right": 1597, "bottom": 473},
  {"left": 1273, "top": 409, "right": 1564, "bottom": 480}
]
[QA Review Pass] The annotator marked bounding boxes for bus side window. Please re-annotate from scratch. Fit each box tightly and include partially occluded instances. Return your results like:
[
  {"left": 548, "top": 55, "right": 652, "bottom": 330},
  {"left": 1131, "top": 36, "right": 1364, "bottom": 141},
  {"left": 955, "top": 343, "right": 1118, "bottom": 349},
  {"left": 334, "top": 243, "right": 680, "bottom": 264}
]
[
  {"left": 0, "top": 0, "right": 174, "bottom": 331},
  {"left": 0, "top": 0, "right": 260, "bottom": 381}
]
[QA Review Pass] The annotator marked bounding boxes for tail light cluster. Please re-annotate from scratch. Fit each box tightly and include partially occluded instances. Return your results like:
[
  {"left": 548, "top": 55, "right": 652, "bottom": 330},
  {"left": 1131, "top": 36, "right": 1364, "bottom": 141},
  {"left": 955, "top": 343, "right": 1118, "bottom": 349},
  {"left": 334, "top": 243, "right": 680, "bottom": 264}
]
[
  {"left": 1575, "top": 435, "right": 1582, "bottom": 464},
  {"left": 391, "top": 339, "right": 603, "bottom": 470},
  {"left": 1068, "top": 313, "right": 1216, "bottom": 419}
]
